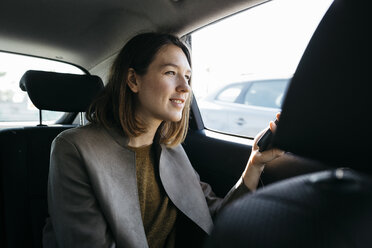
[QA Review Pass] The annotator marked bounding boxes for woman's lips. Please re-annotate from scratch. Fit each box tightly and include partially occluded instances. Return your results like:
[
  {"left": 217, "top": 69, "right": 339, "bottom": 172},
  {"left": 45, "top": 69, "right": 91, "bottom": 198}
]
[{"left": 170, "top": 98, "right": 185, "bottom": 107}]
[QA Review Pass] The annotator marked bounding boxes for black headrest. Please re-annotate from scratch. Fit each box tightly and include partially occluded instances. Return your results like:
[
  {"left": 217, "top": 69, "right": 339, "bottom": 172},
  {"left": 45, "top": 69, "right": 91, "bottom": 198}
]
[
  {"left": 273, "top": 0, "right": 369, "bottom": 172},
  {"left": 20, "top": 70, "right": 104, "bottom": 112}
]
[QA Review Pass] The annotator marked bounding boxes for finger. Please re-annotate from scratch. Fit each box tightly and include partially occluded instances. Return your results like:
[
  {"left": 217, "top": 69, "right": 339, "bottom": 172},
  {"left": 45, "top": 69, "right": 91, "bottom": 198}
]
[
  {"left": 260, "top": 148, "right": 285, "bottom": 164},
  {"left": 269, "top": 120, "right": 276, "bottom": 133},
  {"left": 269, "top": 148, "right": 285, "bottom": 159},
  {"left": 276, "top": 112, "right": 281, "bottom": 121},
  {"left": 270, "top": 112, "right": 281, "bottom": 133}
]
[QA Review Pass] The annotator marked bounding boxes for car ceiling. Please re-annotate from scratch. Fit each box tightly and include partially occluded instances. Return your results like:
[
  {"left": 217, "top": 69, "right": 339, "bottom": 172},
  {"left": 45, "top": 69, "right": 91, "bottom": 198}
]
[{"left": 0, "top": 0, "right": 265, "bottom": 74}]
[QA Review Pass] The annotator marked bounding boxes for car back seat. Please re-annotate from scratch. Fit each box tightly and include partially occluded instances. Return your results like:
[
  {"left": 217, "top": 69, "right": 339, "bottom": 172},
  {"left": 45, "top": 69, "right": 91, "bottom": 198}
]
[{"left": 0, "top": 70, "right": 103, "bottom": 248}]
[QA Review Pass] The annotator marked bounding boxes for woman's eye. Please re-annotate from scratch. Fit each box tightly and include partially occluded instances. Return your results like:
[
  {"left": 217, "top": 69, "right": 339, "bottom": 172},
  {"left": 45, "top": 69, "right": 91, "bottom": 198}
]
[
  {"left": 165, "top": 71, "right": 175, "bottom": 75},
  {"left": 185, "top": 75, "right": 191, "bottom": 81}
]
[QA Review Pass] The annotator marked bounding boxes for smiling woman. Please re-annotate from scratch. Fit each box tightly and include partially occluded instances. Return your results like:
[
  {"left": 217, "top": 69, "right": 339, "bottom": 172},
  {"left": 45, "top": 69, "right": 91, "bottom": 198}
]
[
  {"left": 42, "top": 32, "right": 283, "bottom": 248},
  {"left": 86, "top": 33, "right": 192, "bottom": 147},
  {"left": 125, "top": 44, "right": 192, "bottom": 136}
]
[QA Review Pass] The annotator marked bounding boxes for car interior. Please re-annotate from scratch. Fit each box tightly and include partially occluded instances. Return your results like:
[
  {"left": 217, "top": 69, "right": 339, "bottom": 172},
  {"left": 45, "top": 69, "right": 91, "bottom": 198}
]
[{"left": 0, "top": 0, "right": 369, "bottom": 247}]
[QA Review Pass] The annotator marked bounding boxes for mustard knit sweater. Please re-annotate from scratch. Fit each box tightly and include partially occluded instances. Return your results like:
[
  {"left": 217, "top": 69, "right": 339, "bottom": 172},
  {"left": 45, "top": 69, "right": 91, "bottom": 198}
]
[{"left": 129, "top": 144, "right": 178, "bottom": 248}]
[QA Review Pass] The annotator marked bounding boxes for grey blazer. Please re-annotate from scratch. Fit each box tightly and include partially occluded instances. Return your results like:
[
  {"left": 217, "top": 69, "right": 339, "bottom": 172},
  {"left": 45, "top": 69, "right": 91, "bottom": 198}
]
[{"left": 43, "top": 124, "right": 249, "bottom": 248}]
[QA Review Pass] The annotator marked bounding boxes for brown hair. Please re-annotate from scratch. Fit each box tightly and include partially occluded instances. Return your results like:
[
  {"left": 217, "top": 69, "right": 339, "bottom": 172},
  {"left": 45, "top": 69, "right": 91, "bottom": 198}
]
[{"left": 86, "top": 32, "right": 192, "bottom": 147}]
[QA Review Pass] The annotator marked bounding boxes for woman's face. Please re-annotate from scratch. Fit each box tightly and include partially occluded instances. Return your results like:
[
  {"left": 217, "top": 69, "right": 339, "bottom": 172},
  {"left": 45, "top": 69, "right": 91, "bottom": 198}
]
[{"left": 130, "top": 44, "right": 191, "bottom": 127}]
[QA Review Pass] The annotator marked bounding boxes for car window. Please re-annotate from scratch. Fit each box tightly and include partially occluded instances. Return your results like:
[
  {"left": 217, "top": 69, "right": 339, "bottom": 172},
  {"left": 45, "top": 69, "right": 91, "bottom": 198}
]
[
  {"left": 191, "top": 0, "right": 333, "bottom": 138},
  {"left": 244, "top": 80, "right": 288, "bottom": 108},
  {"left": 216, "top": 84, "right": 244, "bottom": 103},
  {"left": 0, "top": 52, "right": 84, "bottom": 128}
]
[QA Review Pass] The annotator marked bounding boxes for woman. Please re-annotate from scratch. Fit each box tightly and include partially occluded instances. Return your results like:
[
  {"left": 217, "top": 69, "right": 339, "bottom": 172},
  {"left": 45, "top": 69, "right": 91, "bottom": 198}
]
[{"left": 43, "top": 32, "right": 283, "bottom": 248}]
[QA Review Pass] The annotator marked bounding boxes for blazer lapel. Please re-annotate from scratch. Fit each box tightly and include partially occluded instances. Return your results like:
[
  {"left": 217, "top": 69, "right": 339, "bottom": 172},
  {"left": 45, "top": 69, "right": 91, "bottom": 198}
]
[
  {"left": 103, "top": 125, "right": 213, "bottom": 239},
  {"left": 100, "top": 126, "right": 148, "bottom": 247},
  {"left": 159, "top": 145, "right": 213, "bottom": 234}
]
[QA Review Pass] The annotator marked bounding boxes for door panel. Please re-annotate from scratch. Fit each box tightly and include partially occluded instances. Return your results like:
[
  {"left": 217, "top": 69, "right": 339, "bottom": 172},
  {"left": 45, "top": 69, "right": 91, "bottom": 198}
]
[
  {"left": 183, "top": 129, "right": 250, "bottom": 197},
  {"left": 184, "top": 98, "right": 328, "bottom": 197}
]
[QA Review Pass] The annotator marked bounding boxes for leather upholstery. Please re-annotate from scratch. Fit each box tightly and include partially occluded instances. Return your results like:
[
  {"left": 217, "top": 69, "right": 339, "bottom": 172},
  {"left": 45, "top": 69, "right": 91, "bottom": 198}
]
[{"left": 20, "top": 70, "right": 104, "bottom": 112}]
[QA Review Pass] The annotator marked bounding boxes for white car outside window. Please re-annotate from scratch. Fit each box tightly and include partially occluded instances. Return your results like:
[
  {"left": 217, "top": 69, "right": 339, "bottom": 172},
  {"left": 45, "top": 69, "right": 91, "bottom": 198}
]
[{"left": 191, "top": 0, "right": 333, "bottom": 138}]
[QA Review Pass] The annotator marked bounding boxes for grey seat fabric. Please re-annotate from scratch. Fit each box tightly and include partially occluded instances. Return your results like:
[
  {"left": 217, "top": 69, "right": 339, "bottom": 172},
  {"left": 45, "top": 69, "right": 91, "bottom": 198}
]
[
  {"left": 0, "top": 70, "right": 103, "bottom": 248},
  {"left": 206, "top": 169, "right": 372, "bottom": 248},
  {"left": 205, "top": 0, "right": 372, "bottom": 247}
]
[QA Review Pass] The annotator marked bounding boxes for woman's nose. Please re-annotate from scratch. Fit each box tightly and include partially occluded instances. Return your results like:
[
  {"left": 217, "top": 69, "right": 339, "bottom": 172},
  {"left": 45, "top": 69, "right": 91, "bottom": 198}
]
[{"left": 176, "top": 76, "right": 191, "bottom": 93}]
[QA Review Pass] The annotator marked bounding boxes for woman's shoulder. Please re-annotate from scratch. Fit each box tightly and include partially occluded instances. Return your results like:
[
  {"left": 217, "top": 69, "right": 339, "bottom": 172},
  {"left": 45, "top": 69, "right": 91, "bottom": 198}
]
[
  {"left": 55, "top": 123, "right": 129, "bottom": 151},
  {"left": 55, "top": 123, "right": 108, "bottom": 145}
]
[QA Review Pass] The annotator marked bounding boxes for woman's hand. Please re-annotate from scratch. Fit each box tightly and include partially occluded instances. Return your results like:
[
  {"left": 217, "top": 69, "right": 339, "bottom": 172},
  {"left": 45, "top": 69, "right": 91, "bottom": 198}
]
[{"left": 242, "top": 113, "right": 284, "bottom": 191}]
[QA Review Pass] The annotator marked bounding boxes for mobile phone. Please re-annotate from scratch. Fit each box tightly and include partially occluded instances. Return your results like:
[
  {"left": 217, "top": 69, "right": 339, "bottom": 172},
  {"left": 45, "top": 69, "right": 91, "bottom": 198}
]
[{"left": 257, "top": 119, "right": 279, "bottom": 152}]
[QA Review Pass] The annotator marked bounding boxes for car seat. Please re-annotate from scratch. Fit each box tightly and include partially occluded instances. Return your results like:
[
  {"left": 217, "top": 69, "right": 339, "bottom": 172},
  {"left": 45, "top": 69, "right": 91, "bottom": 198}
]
[
  {"left": 204, "top": 0, "right": 372, "bottom": 247},
  {"left": 0, "top": 70, "right": 103, "bottom": 248}
]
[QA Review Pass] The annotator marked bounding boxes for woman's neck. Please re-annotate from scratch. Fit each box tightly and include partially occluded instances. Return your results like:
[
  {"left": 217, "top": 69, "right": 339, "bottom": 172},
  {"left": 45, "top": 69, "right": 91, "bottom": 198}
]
[{"left": 128, "top": 122, "right": 160, "bottom": 148}]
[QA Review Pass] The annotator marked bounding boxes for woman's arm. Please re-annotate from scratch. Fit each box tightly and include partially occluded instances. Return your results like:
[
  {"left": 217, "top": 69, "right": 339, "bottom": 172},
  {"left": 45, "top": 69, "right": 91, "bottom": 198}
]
[
  {"left": 46, "top": 135, "right": 115, "bottom": 248},
  {"left": 200, "top": 114, "right": 284, "bottom": 217},
  {"left": 242, "top": 115, "right": 284, "bottom": 191}
]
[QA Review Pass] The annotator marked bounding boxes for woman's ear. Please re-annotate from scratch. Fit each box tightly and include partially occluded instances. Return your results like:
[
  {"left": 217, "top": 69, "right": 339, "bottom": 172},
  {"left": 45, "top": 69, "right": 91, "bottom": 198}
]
[{"left": 127, "top": 68, "right": 139, "bottom": 93}]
